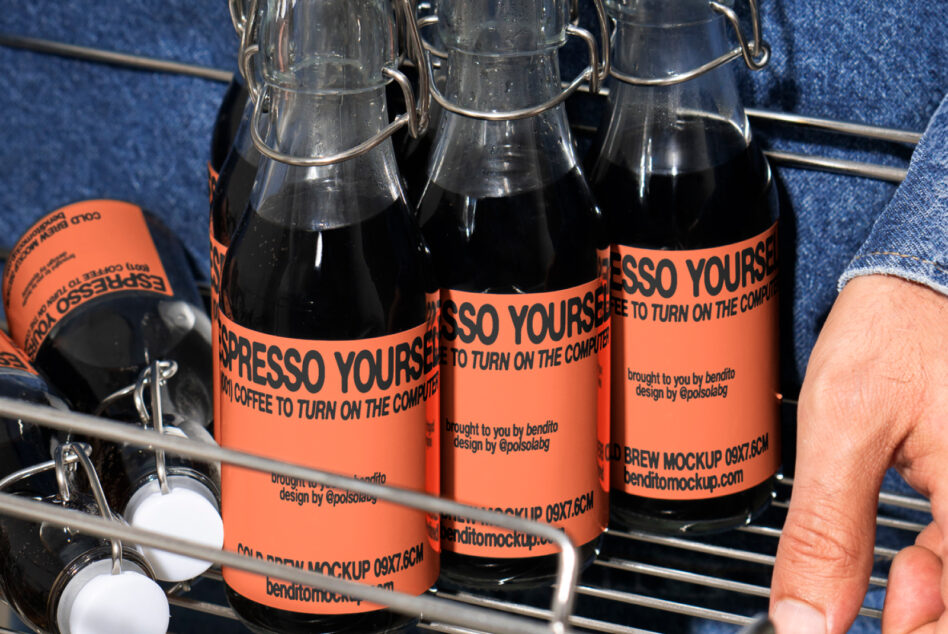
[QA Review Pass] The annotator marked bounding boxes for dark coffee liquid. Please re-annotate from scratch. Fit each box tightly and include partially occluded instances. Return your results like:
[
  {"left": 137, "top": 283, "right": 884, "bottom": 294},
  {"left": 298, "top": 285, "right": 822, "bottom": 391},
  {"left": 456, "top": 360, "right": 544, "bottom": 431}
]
[
  {"left": 221, "top": 186, "right": 431, "bottom": 633},
  {"left": 418, "top": 167, "right": 603, "bottom": 588},
  {"left": 589, "top": 117, "right": 778, "bottom": 533},
  {"left": 0, "top": 370, "right": 68, "bottom": 492},
  {"left": 0, "top": 492, "right": 152, "bottom": 633},
  {"left": 211, "top": 150, "right": 261, "bottom": 334},
  {"left": 32, "top": 212, "right": 216, "bottom": 516},
  {"left": 211, "top": 77, "right": 251, "bottom": 176},
  {"left": 211, "top": 152, "right": 260, "bottom": 252},
  {"left": 396, "top": 130, "right": 435, "bottom": 209}
]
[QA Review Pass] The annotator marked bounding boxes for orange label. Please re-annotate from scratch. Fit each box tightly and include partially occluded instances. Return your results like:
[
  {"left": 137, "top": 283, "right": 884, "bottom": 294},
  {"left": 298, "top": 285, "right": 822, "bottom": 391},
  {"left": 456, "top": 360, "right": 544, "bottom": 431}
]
[
  {"left": 0, "top": 331, "right": 38, "bottom": 375},
  {"left": 609, "top": 223, "right": 780, "bottom": 500},
  {"left": 440, "top": 259, "right": 610, "bottom": 558},
  {"left": 207, "top": 161, "right": 219, "bottom": 205},
  {"left": 209, "top": 223, "right": 227, "bottom": 441},
  {"left": 2, "top": 201, "right": 174, "bottom": 359},
  {"left": 218, "top": 304, "right": 440, "bottom": 613}
]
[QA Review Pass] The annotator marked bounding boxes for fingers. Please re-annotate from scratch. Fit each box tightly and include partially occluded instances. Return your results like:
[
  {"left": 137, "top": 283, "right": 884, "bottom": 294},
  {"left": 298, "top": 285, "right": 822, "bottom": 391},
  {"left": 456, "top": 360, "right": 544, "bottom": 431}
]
[
  {"left": 770, "top": 289, "right": 897, "bottom": 632},
  {"left": 883, "top": 524, "right": 944, "bottom": 633},
  {"left": 769, "top": 414, "right": 886, "bottom": 633}
]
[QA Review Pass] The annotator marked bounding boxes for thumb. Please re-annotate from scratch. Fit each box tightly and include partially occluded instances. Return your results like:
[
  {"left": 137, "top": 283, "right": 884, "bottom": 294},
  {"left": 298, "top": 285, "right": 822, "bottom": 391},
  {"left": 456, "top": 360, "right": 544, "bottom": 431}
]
[{"left": 769, "top": 387, "right": 890, "bottom": 634}]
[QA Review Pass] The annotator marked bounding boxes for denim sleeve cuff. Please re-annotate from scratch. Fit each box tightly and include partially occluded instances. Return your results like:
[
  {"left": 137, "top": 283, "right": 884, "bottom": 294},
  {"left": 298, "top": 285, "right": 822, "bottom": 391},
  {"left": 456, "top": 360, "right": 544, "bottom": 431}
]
[{"left": 838, "top": 92, "right": 948, "bottom": 296}]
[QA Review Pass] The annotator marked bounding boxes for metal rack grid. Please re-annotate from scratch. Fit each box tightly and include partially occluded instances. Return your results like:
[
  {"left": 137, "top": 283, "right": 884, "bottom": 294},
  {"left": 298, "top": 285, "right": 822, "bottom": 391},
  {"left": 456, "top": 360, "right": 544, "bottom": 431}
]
[
  {"left": 0, "top": 32, "right": 931, "bottom": 634},
  {"left": 0, "top": 399, "right": 931, "bottom": 634}
]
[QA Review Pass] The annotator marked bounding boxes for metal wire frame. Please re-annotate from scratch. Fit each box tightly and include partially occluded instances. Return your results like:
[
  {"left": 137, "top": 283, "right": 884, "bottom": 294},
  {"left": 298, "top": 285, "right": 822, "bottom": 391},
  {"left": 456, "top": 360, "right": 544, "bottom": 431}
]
[
  {"left": 0, "top": 398, "right": 581, "bottom": 634},
  {"left": 0, "top": 398, "right": 928, "bottom": 633}
]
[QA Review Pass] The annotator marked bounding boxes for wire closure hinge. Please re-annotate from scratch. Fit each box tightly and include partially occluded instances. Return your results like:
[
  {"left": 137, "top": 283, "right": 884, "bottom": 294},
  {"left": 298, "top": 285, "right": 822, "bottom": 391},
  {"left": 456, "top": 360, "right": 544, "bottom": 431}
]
[
  {"left": 242, "top": 0, "right": 431, "bottom": 167},
  {"left": 95, "top": 360, "right": 179, "bottom": 496},
  {"left": 609, "top": 0, "right": 770, "bottom": 87},
  {"left": 0, "top": 442, "right": 125, "bottom": 575},
  {"left": 421, "top": 0, "right": 611, "bottom": 122}
]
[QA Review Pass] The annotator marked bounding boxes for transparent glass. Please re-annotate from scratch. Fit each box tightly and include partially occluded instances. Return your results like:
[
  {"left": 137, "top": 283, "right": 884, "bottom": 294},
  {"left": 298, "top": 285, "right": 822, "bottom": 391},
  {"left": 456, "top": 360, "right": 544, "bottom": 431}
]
[{"left": 589, "top": 0, "right": 778, "bottom": 534}]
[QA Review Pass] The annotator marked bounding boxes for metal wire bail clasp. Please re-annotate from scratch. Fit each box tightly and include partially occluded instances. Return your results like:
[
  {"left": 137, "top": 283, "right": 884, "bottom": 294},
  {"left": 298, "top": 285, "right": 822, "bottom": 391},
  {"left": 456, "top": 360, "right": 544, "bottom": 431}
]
[
  {"left": 55, "top": 443, "right": 125, "bottom": 575},
  {"left": 244, "top": 0, "right": 431, "bottom": 167},
  {"left": 94, "top": 360, "right": 179, "bottom": 496},
  {"left": 424, "top": 0, "right": 610, "bottom": 121},
  {"left": 229, "top": 0, "right": 251, "bottom": 36},
  {"left": 609, "top": 0, "right": 770, "bottom": 87}
]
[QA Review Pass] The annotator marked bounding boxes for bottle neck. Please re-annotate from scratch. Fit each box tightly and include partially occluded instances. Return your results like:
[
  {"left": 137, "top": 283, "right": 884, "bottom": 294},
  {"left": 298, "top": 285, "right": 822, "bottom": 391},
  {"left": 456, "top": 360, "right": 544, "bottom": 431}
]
[
  {"left": 444, "top": 49, "right": 561, "bottom": 110},
  {"left": 427, "top": 48, "right": 579, "bottom": 198},
  {"left": 594, "top": 12, "right": 750, "bottom": 174},
  {"left": 267, "top": 87, "right": 389, "bottom": 157},
  {"left": 251, "top": 86, "right": 403, "bottom": 228}
]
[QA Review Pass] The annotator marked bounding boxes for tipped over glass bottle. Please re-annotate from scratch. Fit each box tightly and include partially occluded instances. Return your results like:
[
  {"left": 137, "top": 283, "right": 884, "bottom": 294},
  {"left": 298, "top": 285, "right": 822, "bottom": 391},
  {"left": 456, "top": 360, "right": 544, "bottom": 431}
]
[
  {"left": 218, "top": 1, "right": 439, "bottom": 631},
  {"left": 588, "top": 0, "right": 780, "bottom": 534},
  {"left": 0, "top": 444, "right": 169, "bottom": 634},
  {"left": 208, "top": 0, "right": 254, "bottom": 195},
  {"left": 418, "top": 0, "right": 611, "bottom": 589},
  {"left": 1, "top": 201, "right": 223, "bottom": 581}
]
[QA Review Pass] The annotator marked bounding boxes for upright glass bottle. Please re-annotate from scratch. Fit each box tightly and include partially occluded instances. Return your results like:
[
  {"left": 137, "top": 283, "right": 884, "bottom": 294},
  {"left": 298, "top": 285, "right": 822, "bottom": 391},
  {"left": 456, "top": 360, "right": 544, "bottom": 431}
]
[
  {"left": 219, "top": 1, "right": 439, "bottom": 632},
  {"left": 209, "top": 73, "right": 249, "bottom": 196},
  {"left": 208, "top": 0, "right": 253, "bottom": 195},
  {"left": 418, "top": 0, "right": 611, "bottom": 589},
  {"left": 588, "top": 0, "right": 780, "bottom": 533},
  {"left": 210, "top": 8, "right": 264, "bottom": 441},
  {"left": 2, "top": 200, "right": 224, "bottom": 581}
]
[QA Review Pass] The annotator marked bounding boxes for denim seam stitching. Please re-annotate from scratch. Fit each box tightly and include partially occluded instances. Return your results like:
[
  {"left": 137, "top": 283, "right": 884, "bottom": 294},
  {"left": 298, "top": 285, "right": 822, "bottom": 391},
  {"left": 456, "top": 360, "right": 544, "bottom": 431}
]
[{"left": 852, "top": 251, "right": 948, "bottom": 273}]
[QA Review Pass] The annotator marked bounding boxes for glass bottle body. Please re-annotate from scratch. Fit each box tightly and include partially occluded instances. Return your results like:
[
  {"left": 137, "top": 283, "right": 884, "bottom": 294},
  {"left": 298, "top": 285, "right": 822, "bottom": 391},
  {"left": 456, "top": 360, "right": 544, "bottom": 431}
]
[{"left": 210, "top": 72, "right": 250, "bottom": 187}]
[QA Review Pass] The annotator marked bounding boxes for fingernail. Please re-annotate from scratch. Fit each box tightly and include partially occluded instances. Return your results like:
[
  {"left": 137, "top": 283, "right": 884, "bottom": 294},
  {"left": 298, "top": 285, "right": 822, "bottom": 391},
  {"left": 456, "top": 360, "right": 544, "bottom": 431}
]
[{"left": 772, "top": 599, "right": 826, "bottom": 634}]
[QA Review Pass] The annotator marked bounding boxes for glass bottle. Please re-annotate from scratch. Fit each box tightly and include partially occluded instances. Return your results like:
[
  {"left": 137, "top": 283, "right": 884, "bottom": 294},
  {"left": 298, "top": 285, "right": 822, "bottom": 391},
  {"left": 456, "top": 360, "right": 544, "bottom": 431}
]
[
  {"left": 208, "top": 0, "right": 253, "bottom": 195},
  {"left": 1, "top": 200, "right": 224, "bottom": 581},
  {"left": 0, "top": 445, "right": 169, "bottom": 634},
  {"left": 219, "top": 1, "right": 439, "bottom": 632},
  {"left": 418, "top": 0, "right": 611, "bottom": 589},
  {"left": 588, "top": 0, "right": 780, "bottom": 534},
  {"left": 209, "top": 73, "right": 250, "bottom": 197},
  {"left": 393, "top": 4, "right": 446, "bottom": 206}
]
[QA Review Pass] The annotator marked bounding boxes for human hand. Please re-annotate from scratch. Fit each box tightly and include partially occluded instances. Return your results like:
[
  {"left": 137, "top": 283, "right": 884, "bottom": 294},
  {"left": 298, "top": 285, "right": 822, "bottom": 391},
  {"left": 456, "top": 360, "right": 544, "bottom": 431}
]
[{"left": 769, "top": 274, "right": 948, "bottom": 633}]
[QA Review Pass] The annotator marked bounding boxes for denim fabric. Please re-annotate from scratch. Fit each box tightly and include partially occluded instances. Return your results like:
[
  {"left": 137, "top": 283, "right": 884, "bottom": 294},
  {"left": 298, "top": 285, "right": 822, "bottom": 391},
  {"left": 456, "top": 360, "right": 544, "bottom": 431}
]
[
  {"left": 0, "top": 2, "right": 945, "bottom": 633},
  {"left": 0, "top": 2, "right": 235, "bottom": 272},
  {"left": 838, "top": 93, "right": 948, "bottom": 295}
]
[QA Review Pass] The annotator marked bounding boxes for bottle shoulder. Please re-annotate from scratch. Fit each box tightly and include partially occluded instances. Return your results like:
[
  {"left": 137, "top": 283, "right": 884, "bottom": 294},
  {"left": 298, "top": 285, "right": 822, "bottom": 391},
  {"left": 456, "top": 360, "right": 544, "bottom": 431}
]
[
  {"left": 419, "top": 167, "right": 606, "bottom": 293},
  {"left": 222, "top": 195, "right": 432, "bottom": 340},
  {"left": 591, "top": 123, "right": 779, "bottom": 249}
]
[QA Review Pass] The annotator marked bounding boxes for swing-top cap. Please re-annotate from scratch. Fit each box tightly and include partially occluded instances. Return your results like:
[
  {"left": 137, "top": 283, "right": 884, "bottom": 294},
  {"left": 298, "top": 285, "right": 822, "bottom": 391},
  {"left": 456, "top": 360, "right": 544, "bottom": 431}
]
[
  {"left": 57, "top": 560, "right": 169, "bottom": 634},
  {"left": 123, "top": 476, "right": 224, "bottom": 582}
]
